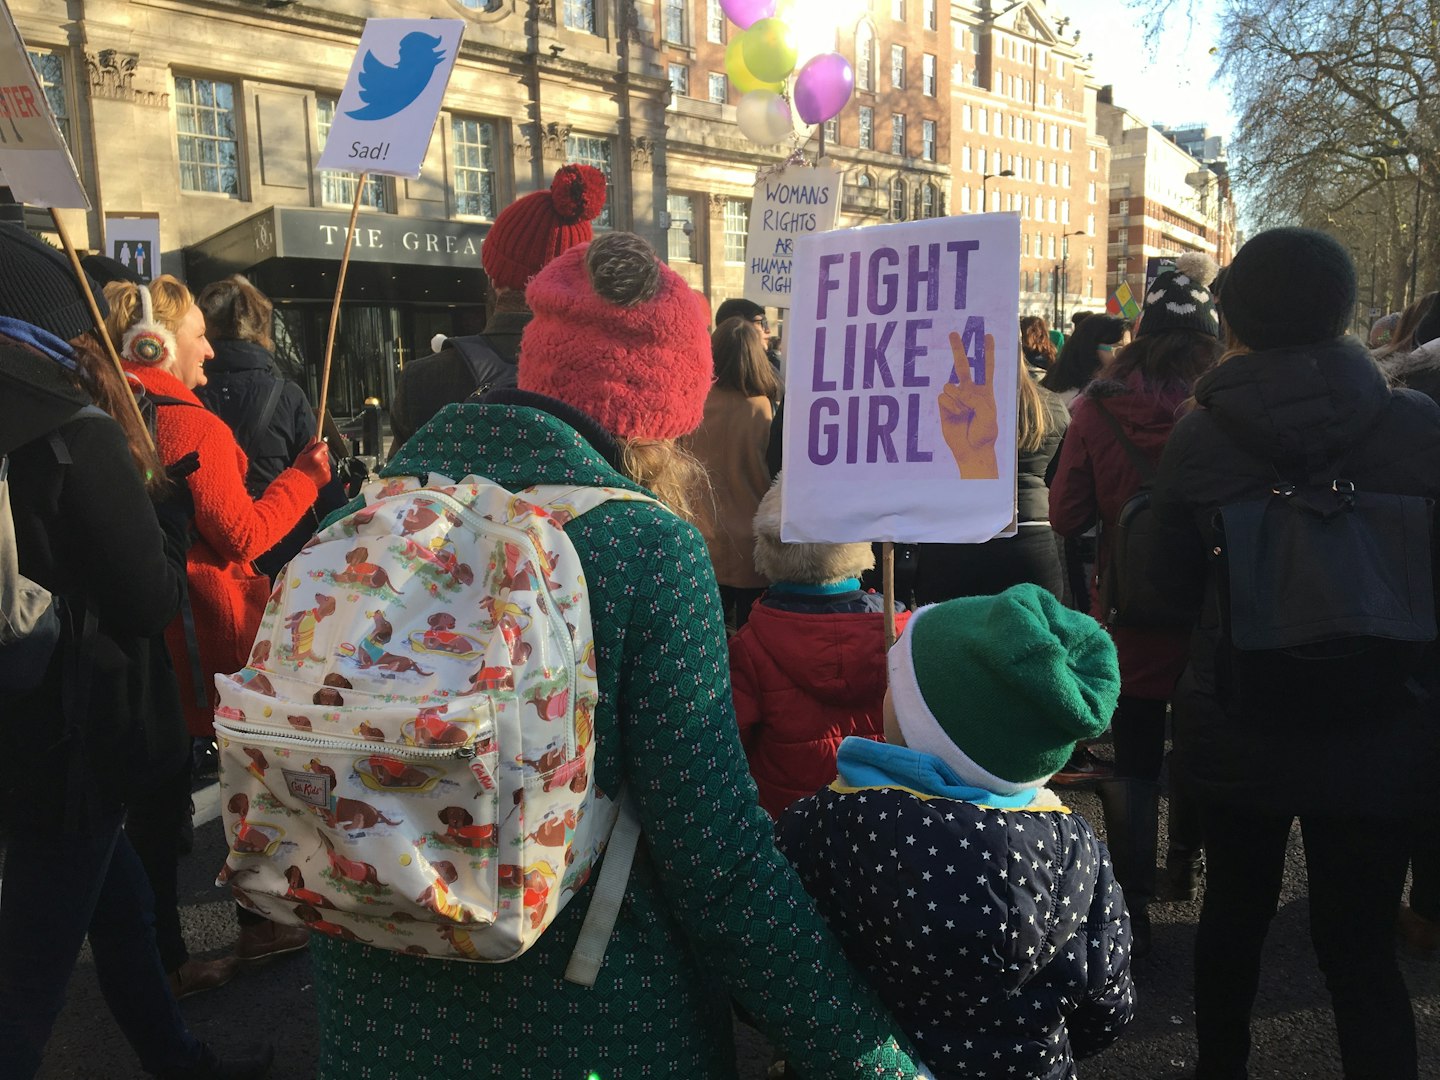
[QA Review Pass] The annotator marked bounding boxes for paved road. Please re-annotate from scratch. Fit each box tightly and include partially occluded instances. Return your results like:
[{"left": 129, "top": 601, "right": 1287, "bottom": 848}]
[{"left": 33, "top": 783, "right": 1440, "bottom": 1079}]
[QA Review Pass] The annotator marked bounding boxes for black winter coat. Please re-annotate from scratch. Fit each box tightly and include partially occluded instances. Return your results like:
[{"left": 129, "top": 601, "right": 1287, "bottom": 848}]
[
  {"left": 0, "top": 344, "right": 189, "bottom": 829},
  {"left": 1148, "top": 338, "right": 1440, "bottom": 817}
]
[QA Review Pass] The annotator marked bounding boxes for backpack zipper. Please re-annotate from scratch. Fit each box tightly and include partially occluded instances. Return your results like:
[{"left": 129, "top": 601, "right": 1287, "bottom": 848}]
[{"left": 215, "top": 718, "right": 484, "bottom": 761}]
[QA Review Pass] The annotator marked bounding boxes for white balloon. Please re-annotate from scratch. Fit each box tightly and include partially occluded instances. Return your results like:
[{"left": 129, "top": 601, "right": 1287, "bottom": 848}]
[{"left": 737, "top": 90, "right": 795, "bottom": 146}]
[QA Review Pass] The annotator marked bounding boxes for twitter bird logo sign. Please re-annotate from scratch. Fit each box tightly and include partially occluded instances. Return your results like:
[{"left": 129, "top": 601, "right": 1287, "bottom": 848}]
[{"left": 318, "top": 19, "right": 465, "bottom": 179}]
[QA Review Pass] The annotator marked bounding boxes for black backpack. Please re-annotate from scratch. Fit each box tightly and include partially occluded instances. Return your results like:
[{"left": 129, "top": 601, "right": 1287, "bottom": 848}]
[
  {"left": 448, "top": 335, "right": 518, "bottom": 401},
  {"left": 1211, "top": 469, "right": 1436, "bottom": 718},
  {"left": 1091, "top": 401, "right": 1195, "bottom": 629}
]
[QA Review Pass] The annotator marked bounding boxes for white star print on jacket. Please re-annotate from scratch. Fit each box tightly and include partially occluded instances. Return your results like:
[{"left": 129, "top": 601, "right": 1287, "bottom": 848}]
[{"left": 776, "top": 737, "right": 1135, "bottom": 1080}]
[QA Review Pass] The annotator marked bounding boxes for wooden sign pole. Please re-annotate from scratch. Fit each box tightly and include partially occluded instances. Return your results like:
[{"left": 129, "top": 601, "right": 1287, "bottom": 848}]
[
  {"left": 314, "top": 173, "right": 367, "bottom": 429},
  {"left": 48, "top": 208, "right": 152, "bottom": 448},
  {"left": 882, "top": 540, "right": 896, "bottom": 650}
]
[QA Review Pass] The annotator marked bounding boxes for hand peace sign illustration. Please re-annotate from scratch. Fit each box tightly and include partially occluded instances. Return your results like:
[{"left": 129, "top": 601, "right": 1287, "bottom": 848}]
[{"left": 937, "top": 331, "right": 999, "bottom": 480}]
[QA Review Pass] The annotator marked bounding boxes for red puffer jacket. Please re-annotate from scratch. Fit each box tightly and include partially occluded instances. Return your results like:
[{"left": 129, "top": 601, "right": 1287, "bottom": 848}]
[
  {"left": 730, "top": 598, "right": 909, "bottom": 818},
  {"left": 126, "top": 363, "right": 321, "bottom": 735}
]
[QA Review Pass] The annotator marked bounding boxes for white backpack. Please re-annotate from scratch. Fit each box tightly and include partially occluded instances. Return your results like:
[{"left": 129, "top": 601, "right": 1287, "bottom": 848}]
[{"left": 215, "top": 473, "right": 650, "bottom": 981}]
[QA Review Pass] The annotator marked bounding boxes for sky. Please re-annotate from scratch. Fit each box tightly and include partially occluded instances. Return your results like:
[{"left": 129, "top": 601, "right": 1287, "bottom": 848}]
[{"left": 1053, "top": 0, "right": 1236, "bottom": 137}]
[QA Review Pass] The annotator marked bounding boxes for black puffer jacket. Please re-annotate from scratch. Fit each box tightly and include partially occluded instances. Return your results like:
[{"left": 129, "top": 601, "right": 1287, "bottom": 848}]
[
  {"left": 1149, "top": 338, "right": 1440, "bottom": 816},
  {"left": 0, "top": 343, "right": 189, "bottom": 829},
  {"left": 197, "top": 339, "right": 314, "bottom": 496}
]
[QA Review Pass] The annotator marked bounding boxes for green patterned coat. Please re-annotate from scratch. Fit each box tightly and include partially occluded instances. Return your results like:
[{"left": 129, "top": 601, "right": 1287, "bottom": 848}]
[{"left": 311, "top": 402, "right": 928, "bottom": 1079}]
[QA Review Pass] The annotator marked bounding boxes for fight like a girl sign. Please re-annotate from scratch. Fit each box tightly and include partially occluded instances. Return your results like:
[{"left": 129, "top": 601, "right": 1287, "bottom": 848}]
[{"left": 780, "top": 213, "right": 1021, "bottom": 544}]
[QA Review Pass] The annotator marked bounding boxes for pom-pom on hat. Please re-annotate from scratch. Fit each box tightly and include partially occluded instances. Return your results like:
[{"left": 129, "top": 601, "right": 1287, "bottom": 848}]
[
  {"left": 887, "top": 584, "right": 1120, "bottom": 795},
  {"left": 1220, "top": 227, "right": 1357, "bottom": 350},
  {"left": 1136, "top": 251, "right": 1220, "bottom": 340},
  {"left": 480, "top": 164, "right": 607, "bottom": 293},
  {"left": 0, "top": 222, "right": 107, "bottom": 341},
  {"left": 752, "top": 473, "right": 874, "bottom": 585},
  {"left": 519, "top": 233, "right": 713, "bottom": 441}
]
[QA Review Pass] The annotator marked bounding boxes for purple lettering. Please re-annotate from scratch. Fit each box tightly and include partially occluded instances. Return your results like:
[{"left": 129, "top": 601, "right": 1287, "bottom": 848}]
[
  {"left": 817, "top": 253, "right": 844, "bottom": 318},
  {"left": 948, "top": 240, "right": 981, "bottom": 309},
  {"left": 863, "top": 322, "right": 897, "bottom": 389},
  {"left": 902, "top": 318, "right": 932, "bottom": 387},
  {"left": 808, "top": 398, "right": 840, "bottom": 464},
  {"left": 847, "top": 250, "right": 862, "bottom": 318},
  {"left": 811, "top": 327, "right": 837, "bottom": 391},
  {"left": 868, "top": 248, "right": 900, "bottom": 316},
  {"left": 867, "top": 396, "right": 900, "bottom": 463},
  {"left": 907, "top": 243, "right": 941, "bottom": 314},
  {"left": 906, "top": 394, "right": 934, "bottom": 462},
  {"left": 842, "top": 324, "right": 859, "bottom": 390},
  {"left": 845, "top": 395, "right": 860, "bottom": 464},
  {"left": 959, "top": 316, "right": 987, "bottom": 384}
]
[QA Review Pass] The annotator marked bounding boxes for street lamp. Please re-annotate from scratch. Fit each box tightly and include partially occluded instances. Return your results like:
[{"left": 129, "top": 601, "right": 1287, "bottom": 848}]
[
  {"left": 1056, "top": 229, "right": 1085, "bottom": 328},
  {"left": 981, "top": 169, "right": 1014, "bottom": 213}
]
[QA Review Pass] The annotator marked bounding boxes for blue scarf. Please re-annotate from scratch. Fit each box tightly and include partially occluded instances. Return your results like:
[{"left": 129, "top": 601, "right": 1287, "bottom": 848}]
[
  {"left": 767, "top": 578, "right": 862, "bottom": 596},
  {"left": 834, "top": 736, "right": 1040, "bottom": 809},
  {"left": 0, "top": 316, "right": 78, "bottom": 370}
]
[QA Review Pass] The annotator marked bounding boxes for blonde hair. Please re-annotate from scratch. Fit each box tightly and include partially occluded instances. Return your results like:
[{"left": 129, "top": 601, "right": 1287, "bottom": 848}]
[
  {"left": 618, "top": 438, "right": 711, "bottom": 525},
  {"left": 103, "top": 274, "right": 196, "bottom": 377},
  {"left": 1016, "top": 364, "right": 1050, "bottom": 453}
]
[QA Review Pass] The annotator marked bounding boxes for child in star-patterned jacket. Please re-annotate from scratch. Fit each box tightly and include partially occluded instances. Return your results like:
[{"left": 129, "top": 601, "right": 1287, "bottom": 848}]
[{"left": 777, "top": 584, "right": 1136, "bottom": 1080}]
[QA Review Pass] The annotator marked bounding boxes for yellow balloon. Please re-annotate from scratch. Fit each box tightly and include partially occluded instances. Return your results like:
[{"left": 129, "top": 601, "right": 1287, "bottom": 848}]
[
  {"left": 742, "top": 18, "right": 799, "bottom": 83},
  {"left": 726, "top": 34, "right": 784, "bottom": 95}
]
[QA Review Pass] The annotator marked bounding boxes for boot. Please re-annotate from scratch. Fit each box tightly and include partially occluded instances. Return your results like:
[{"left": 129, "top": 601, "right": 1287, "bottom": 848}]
[
  {"left": 168, "top": 956, "right": 240, "bottom": 1000},
  {"left": 234, "top": 919, "right": 309, "bottom": 964},
  {"left": 1160, "top": 750, "right": 1205, "bottom": 902},
  {"left": 1096, "top": 778, "right": 1161, "bottom": 959},
  {"left": 1160, "top": 845, "right": 1205, "bottom": 902},
  {"left": 156, "top": 1043, "right": 274, "bottom": 1080}
]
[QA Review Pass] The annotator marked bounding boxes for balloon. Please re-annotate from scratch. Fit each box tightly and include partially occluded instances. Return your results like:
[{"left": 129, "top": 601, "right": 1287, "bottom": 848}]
[
  {"left": 742, "top": 18, "right": 799, "bottom": 83},
  {"left": 725, "top": 35, "right": 784, "bottom": 95},
  {"left": 792, "top": 51, "right": 854, "bottom": 124},
  {"left": 736, "top": 90, "right": 795, "bottom": 146},
  {"left": 720, "top": 0, "right": 776, "bottom": 30}
]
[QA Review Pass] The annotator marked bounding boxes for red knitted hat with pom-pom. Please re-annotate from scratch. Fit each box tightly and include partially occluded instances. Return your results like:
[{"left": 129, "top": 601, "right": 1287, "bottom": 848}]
[
  {"left": 519, "top": 237, "right": 713, "bottom": 441},
  {"left": 480, "top": 164, "right": 606, "bottom": 292}
]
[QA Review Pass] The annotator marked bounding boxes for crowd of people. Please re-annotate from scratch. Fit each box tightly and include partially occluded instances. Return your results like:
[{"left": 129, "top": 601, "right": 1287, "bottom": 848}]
[{"left": 1, "top": 161, "right": 1438, "bottom": 1080}]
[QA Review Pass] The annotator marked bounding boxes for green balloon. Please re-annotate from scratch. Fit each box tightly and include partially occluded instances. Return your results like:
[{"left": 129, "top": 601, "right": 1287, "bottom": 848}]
[
  {"left": 726, "top": 34, "right": 784, "bottom": 95},
  {"left": 741, "top": 18, "right": 798, "bottom": 83}
]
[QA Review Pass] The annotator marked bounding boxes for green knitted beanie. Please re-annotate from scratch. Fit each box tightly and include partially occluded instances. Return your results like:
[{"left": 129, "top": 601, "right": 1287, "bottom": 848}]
[{"left": 887, "top": 584, "right": 1120, "bottom": 794}]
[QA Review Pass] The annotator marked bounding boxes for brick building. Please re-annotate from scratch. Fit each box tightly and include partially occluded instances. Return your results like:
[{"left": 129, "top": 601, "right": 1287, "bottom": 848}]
[{"left": 950, "top": 0, "right": 1110, "bottom": 327}]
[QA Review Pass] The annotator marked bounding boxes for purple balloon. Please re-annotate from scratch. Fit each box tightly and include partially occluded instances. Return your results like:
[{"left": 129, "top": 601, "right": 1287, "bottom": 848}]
[
  {"left": 720, "top": 0, "right": 776, "bottom": 30},
  {"left": 793, "top": 52, "right": 854, "bottom": 125}
]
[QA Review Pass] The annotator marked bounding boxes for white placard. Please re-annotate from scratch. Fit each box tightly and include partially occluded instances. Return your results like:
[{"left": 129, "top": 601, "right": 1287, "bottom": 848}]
[
  {"left": 104, "top": 213, "right": 162, "bottom": 282},
  {"left": 781, "top": 213, "right": 1022, "bottom": 544},
  {"left": 0, "top": 6, "right": 88, "bottom": 208},
  {"left": 317, "top": 19, "right": 466, "bottom": 179},
  {"left": 743, "top": 161, "right": 842, "bottom": 307}
]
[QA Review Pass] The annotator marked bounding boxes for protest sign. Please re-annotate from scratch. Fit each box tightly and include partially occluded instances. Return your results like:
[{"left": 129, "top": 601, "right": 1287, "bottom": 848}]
[
  {"left": 105, "top": 213, "right": 162, "bottom": 283},
  {"left": 317, "top": 19, "right": 465, "bottom": 179},
  {"left": 744, "top": 161, "right": 842, "bottom": 307},
  {"left": 1144, "top": 255, "right": 1176, "bottom": 297},
  {"left": 0, "top": 6, "right": 87, "bottom": 208},
  {"left": 781, "top": 213, "right": 1021, "bottom": 545}
]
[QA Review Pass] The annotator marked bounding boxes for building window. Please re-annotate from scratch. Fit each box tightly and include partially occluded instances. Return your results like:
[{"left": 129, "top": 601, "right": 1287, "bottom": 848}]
[
  {"left": 1087, "top": 213, "right": 1095, "bottom": 235},
  {"left": 978, "top": 108, "right": 988, "bottom": 134},
  {"left": 668, "top": 64, "right": 689, "bottom": 101},
  {"left": 859, "top": 105, "right": 873, "bottom": 149},
  {"left": 962, "top": 104, "right": 972, "bottom": 130},
  {"left": 707, "top": 0, "right": 726, "bottom": 41},
  {"left": 1086, "top": 246, "right": 1095, "bottom": 268},
  {"left": 1090, "top": 148, "right": 1099, "bottom": 170},
  {"left": 921, "top": 183, "right": 936, "bottom": 218},
  {"left": 1048, "top": 234, "right": 1056, "bottom": 258},
  {"left": 1060, "top": 199, "right": 1070, "bottom": 225},
  {"left": 856, "top": 23, "right": 876, "bottom": 91},
  {"left": 1061, "top": 164, "right": 1071, "bottom": 186},
  {"left": 723, "top": 198, "right": 749, "bottom": 262},
  {"left": 708, "top": 73, "right": 728, "bottom": 104},
  {"left": 1022, "top": 232, "right": 1029, "bottom": 255},
  {"left": 922, "top": 119, "right": 936, "bottom": 161},
  {"left": 961, "top": 145, "right": 971, "bottom": 171},
  {"left": 890, "top": 178, "right": 907, "bottom": 221},
  {"left": 567, "top": 135, "right": 613, "bottom": 227},
  {"left": 1023, "top": 194, "right": 1031, "bottom": 218},
  {"left": 175, "top": 76, "right": 240, "bottom": 196},
  {"left": 977, "top": 147, "right": 987, "bottom": 173},
  {"left": 1049, "top": 161, "right": 1058, "bottom": 185},
  {"left": 960, "top": 185, "right": 971, "bottom": 212},
  {"left": 564, "top": 0, "right": 597, "bottom": 33},
  {"left": 667, "top": 194, "right": 695, "bottom": 261},
  {"left": 924, "top": 0, "right": 937, "bottom": 30},
  {"left": 823, "top": 117, "right": 839, "bottom": 143},
  {"left": 456, "top": 0, "right": 504, "bottom": 8},
  {"left": 857, "top": 171, "right": 873, "bottom": 188},
  {"left": 27, "top": 50, "right": 69, "bottom": 147},
  {"left": 317, "top": 98, "right": 388, "bottom": 209},
  {"left": 450, "top": 115, "right": 498, "bottom": 218},
  {"left": 664, "top": 0, "right": 688, "bottom": 45},
  {"left": 891, "top": 45, "right": 905, "bottom": 89},
  {"left": 1088, "top": 180, "right": 1097, "bottom": 202},
  {"left": 922, "top": 54, "right": 937, "bottom": 97},
  {"left": 1064, "top": 128, "right": 1072, "bottom": 151},
  {"left": 1048, "top": 197, "right": 1056, "bottom": 222},
  {"left": 891, "top": 0, "right": 905, "bottom": 20},
  {"left": 891, "top": 113, "right": 905, "bottom": 156}
]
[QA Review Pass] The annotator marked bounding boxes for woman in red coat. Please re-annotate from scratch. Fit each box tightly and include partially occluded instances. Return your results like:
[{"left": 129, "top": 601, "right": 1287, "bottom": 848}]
[
  {"left": 103, "top": 277, "right": 330, "bottom": 735},
  {"left": 730, "top": 476, "right": 909, "bottom": 818},
  {"left": 104, "top": 276, "right": 329, "bottom": 968},
  {"left": 1048, "top": 253, "right": 1223, "bottom": 956}
]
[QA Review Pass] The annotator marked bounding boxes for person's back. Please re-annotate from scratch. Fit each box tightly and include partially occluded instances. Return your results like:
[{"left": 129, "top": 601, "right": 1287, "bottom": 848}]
[
  {"left": 777, "top": 586, "right": 1133, "bottom": 1080},
  {"left": 197, "top": 339, "right": 311, "bottom": 496},
  {"left": 730, "top": 477, "right": 906, "bottom": 817}
]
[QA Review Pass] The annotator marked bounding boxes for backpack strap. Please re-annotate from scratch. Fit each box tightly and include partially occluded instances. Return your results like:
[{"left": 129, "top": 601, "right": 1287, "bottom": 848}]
[
  {"left": 1091, "top": 400, "right": 1157, "bottom": 486},
  {"left": 563, "top": 788, "right": 640, "bottom": 987},
  {"left": 448, "top": 336, "right": 516, "bottom": 401},
  {"left": 234, "top": 379, "right": 286, "bottom": 465},
  {"left": 148, "top": 393, "right": 204, "bottom": 409}
]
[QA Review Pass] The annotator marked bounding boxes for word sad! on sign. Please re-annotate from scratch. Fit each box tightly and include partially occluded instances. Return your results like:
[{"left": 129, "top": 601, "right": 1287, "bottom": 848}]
[{"left": 806, "top": 240, "right": 985, "bottom": 466}]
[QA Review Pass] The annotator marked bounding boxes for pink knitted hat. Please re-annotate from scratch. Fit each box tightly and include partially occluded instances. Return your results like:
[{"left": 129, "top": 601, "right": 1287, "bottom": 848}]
[{"left": 518, "top": 238, "right": 713, "bottom": 440}]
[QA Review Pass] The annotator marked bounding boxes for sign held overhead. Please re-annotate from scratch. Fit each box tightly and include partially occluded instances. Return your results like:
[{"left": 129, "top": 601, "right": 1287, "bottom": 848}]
[
  {"left": 0, "top": 4, "right": 88, "bottom": 208},
  {"left": 317, "top": 18, "right": 466, "bottom": 179}
]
